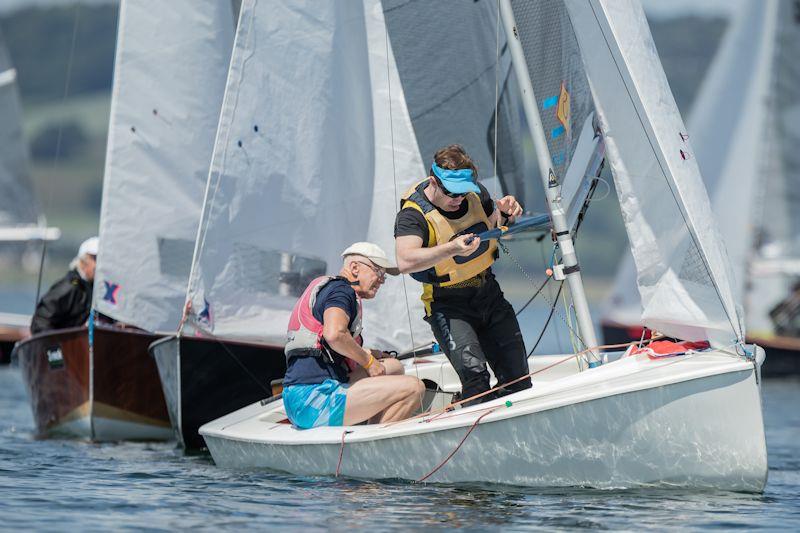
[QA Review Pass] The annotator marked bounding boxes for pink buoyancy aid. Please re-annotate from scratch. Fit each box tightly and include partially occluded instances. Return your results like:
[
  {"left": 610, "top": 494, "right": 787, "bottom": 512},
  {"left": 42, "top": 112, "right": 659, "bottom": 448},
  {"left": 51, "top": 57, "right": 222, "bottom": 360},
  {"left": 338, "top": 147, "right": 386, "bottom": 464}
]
[{"left": 284, "top": 276, "right": 363, "bottom": 362}]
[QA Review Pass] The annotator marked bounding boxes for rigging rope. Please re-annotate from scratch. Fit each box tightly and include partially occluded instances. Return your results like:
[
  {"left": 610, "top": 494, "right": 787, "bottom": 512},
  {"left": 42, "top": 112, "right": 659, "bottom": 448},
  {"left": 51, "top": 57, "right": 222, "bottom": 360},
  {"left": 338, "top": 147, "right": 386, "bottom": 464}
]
[
  {"left": 34, "top": 5, "right": 81, "bottom": 307},
  {"left": 382, "top": 13, "right": 424, "bottom": 409},
  {"left": 417, "top": 407, "right": 499, "bottom": 483}
]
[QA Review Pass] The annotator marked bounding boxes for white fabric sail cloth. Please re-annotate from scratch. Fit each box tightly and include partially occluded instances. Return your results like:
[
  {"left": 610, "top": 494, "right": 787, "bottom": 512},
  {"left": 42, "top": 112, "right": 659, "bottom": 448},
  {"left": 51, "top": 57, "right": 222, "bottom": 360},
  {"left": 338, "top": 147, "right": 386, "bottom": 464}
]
[
  {"left": 566, "top": 0, "right": 744, "bottom": 346},
  {"left": 93, "top": 0, "right": 235, "bottom": 332},
  {"left": 603, "top": 0, "right": 796, "bottom": 338},
  {"left": 185, "top": 0, "right": 432, "bottom": 350},
  {"left": 0, "top": 28, "right": 51, "bottom": 238}
]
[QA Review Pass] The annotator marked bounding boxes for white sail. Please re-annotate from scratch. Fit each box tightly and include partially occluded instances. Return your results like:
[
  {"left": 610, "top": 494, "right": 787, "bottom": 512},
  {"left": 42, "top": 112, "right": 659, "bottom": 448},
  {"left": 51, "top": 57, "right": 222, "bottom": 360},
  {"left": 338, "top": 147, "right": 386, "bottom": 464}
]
[
  {"left": 566, "top": 0, "right": 744, "bottom": 345},
  {"left": 93, "top": 0, "right": 235, "bottom": 332},
  {"left": 603, "top": 0, "right": 775, "bottom": 332},
  {"left": 185, "top": 0, "right": 432, "bottom": 349},
  {"left": 360, "top": 0, "right": 432, "bottom": 350},
  {"left": 0, "top": 29, "right": 50, "bottom": 237},
  {"left": 603, "top": 0, "right": 797, "bottom": 337}
]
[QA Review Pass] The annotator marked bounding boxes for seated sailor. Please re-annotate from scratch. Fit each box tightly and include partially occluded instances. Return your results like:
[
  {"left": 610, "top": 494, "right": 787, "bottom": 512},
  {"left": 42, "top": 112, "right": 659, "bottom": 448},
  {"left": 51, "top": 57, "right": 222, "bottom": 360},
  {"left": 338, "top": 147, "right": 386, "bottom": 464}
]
[
  {"left": 30, "top": 236, "right": 98, "bottom": 335},
  {"left": 282, "top": 242, "right": 426, "bottom": 429}
]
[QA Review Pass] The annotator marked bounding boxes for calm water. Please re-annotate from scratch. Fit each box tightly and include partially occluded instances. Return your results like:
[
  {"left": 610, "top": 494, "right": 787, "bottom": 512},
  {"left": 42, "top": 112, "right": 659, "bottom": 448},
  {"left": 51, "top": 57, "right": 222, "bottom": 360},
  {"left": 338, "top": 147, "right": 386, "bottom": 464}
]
[{"left": 0, "top": 366, "right": 797, "bottom": 530}]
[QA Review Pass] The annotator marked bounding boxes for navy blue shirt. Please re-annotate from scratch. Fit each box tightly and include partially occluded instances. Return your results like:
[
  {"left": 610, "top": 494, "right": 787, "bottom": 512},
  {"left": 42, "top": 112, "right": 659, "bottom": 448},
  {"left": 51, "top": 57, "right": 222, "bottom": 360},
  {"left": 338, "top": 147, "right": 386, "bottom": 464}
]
[{"left": 283, "top": 278, "right": 359, "bottom": 386}]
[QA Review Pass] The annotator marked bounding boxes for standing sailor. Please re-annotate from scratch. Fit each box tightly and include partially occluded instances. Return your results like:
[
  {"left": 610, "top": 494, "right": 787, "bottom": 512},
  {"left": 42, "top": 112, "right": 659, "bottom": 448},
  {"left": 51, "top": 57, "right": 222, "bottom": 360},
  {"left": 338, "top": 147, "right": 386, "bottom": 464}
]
[{"left": 394, "top": 144, "right": 530, "bottom": 405}]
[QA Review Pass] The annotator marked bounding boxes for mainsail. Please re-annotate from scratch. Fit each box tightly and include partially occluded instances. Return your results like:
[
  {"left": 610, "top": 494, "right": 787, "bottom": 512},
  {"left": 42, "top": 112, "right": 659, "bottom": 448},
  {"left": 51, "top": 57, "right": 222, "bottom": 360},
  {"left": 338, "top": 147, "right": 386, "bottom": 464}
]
[
  {"left": 0, "top": 28, "right": 56, "bottom": 241},
  {"left": 566, "top": 0, "right": 744, "bottom": 345},
  {"left": 93, "top": 0, "right": 235, "bottom": 332},
  {"left": 185, "top": 0, "right": 433, "bottom": 349},
  {"left": 752, "top": 0, "right": 800, "bottom": 273}
]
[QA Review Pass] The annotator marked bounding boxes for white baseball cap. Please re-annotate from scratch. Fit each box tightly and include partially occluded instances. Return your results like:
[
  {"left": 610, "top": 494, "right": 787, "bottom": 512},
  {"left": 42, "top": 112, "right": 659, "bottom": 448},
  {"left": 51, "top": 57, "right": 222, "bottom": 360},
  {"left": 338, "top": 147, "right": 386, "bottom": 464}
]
[
  {"left": 78, "top": 236, "right": 99, "bottom": 258},
  {"left": 341, "top": 242, "right": 399, "bottom": 276}
]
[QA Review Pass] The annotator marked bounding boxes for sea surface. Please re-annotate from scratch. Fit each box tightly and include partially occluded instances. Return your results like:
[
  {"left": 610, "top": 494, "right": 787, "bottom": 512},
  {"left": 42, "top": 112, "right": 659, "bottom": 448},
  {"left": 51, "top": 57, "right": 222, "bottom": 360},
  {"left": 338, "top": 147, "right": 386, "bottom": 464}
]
[
  {"left": 2, "top": 284, "right": 800, "bottom": 529},
  {"left": 0, "top": 365, "right": 797, "bottom": 530}
]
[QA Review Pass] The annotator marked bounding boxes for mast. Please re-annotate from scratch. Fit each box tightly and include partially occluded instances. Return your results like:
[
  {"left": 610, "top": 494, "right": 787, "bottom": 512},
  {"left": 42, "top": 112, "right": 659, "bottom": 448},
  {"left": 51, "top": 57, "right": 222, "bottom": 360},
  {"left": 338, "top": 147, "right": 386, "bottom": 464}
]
[{"left": 498, "top": 0, "right": 600, "bottom": 362}]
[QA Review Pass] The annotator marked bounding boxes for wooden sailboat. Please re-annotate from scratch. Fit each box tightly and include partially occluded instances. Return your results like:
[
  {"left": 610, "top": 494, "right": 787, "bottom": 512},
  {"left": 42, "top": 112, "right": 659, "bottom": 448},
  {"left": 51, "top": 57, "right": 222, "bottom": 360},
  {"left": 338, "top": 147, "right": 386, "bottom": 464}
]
[
  {"left": 15, "top": 0, "right": 235, "bottom": 439},
  {"left": 603, "top": 0, "right": 800, "bottom": 376},
  {"left": 200, "top": 0, "right": 767, "bottom": 491}
]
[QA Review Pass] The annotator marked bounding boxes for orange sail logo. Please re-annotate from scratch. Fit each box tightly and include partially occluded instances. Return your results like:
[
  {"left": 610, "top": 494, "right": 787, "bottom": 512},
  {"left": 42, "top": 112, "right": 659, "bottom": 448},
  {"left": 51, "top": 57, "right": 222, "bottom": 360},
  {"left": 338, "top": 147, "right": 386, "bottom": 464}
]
[{"left": 556, "top": 81, "right": 570, "bottom": 132}]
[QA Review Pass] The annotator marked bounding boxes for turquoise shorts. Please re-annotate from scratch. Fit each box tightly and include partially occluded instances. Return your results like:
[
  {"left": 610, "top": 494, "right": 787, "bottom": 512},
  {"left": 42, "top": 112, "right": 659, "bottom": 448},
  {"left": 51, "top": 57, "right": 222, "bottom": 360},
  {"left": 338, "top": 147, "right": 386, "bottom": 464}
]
[{"left": 283, "top": 379, "right": 349, "bottom": 429}]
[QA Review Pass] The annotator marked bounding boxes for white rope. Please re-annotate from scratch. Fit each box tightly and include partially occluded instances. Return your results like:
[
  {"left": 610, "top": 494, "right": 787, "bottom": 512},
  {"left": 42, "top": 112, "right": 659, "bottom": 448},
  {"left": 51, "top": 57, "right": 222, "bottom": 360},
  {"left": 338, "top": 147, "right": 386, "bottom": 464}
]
[{"left": 382, "top": 15, "right": 423, "bottom": 406}]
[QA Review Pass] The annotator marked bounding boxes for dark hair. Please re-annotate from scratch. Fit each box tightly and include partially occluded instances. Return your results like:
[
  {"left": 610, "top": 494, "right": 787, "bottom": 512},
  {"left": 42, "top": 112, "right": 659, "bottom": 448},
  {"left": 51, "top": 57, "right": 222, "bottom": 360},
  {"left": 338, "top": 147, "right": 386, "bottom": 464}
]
[{"left": 433, "top": 144, "right": 478, "bottom": 178}]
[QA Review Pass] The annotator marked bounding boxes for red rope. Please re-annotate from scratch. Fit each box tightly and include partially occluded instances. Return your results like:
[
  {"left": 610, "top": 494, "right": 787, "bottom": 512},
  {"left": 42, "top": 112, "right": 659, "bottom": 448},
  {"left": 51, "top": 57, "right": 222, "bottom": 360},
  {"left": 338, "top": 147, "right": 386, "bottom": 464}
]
[
  {"left": 335, "top": 430, "right": 352, "bottom": 477},
  {"left": 417, "top": 407, "right": 498, "bottom": 483}
]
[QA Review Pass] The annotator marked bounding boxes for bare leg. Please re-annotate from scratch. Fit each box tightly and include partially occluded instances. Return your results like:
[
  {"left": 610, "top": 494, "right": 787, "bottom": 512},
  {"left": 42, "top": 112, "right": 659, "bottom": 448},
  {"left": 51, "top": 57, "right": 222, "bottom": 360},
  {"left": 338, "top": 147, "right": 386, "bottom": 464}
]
[{"left": 342, "top": 375, "right": 425, "bottom": 425}]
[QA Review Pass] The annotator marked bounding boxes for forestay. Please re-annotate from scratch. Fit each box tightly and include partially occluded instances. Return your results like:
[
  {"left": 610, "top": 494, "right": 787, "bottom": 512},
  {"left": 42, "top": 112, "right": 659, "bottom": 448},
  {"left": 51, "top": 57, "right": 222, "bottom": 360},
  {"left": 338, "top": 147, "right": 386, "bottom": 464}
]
[
  {"left": 0, "top": 29, "right": 39, "bottom": 229},
  {"left": 93, "top": 0, "right": 235, "bottom": 332},
  {"left": 566, "top": 0, "right": 744, "bottom": 345},
  {"left": 185, "top": 0, "right": 432, "bottom": 350}
]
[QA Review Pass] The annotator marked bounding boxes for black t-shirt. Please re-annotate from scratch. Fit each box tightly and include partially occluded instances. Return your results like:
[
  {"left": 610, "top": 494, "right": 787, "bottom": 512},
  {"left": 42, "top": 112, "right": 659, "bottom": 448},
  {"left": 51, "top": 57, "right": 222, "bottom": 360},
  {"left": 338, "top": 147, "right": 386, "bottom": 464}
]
[
  {"left": 394, "top": 182, "right": 495, "bottom": 246},
  {"left": 283, "top": 278, "right": 358, "bottom": 386}
]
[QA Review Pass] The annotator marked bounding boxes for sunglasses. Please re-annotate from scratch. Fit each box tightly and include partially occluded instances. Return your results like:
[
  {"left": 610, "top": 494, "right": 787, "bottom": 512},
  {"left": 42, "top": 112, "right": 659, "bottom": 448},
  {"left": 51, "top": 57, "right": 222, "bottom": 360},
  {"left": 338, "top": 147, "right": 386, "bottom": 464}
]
[
  {"left": 355, "top": 261, "right": 386, "bottom": 281},
  {"left": 434, "top": 177, "right": 467, "bottom": 199}
]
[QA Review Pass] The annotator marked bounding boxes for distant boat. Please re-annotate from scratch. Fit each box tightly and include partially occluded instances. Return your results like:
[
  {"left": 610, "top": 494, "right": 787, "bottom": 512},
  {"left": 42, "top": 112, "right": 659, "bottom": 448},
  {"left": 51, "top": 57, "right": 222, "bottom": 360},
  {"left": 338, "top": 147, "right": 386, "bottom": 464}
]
[
  {"left": 200, "top": 0, "right": 767, "bottom": 491},
  {"left": 0, "top": 28, "right": 59, "bottom": 364},
  {"left": 15, "top": 0, "right": 234, "bottom": 440},
  {"left": 602, "top": 0, "right": 800, "bottom": 376}
]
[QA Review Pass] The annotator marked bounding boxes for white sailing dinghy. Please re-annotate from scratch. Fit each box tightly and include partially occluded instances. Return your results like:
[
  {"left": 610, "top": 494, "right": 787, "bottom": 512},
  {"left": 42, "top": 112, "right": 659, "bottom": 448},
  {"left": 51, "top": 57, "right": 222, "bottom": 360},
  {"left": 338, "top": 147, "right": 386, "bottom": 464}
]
[
  {"left": 15, "top": 0, "right": 234, "bottom": 440},
  {"left": 603, "top": 0, "right": 800, "bottom": 376},
  {"left": 158, "top": 0, "right": 592, "bottom": 450},
  {"left": 0, "top": 28, "right": 59, "bottom": 363},
  {"left": 200, "top": 0, "right": 768, "bottom": 491}
]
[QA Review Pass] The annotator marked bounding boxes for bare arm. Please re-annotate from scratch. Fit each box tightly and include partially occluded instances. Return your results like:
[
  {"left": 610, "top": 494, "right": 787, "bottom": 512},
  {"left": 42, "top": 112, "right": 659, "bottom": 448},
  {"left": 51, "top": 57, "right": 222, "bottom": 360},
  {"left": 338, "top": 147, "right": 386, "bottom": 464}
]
[
  {"left": 395, "top": 234, "right": 480, "bottom": 275},
  {"left": 322, "top": 307, "right": 385, "bottom": 376}
]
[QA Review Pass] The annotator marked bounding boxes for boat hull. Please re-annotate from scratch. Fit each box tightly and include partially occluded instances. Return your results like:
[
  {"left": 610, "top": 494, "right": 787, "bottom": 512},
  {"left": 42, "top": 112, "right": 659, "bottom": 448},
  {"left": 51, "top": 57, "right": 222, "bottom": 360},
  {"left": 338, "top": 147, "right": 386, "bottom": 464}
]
[
  {"left": 15, "top": 325, "right": 172, "bottom": 440},
  {"left": 0, "top": 313, "right": 29, "bottom": 364},
  {"left": 202, "top": 352, "right": 768, "bottom": 491},
  {"left": 149, "top": 335, "right": 286, "bottom": 450}
]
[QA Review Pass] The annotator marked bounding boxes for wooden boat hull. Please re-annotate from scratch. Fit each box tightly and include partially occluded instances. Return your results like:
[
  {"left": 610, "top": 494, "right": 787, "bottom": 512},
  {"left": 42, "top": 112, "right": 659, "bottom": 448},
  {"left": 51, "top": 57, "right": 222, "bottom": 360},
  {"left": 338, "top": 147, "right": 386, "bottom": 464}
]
[
  {"left": 202, "top": 350, "right": 768, "bottom": 491},
  {"left": 1, "top": 313, "right": 30, "bottom": 365},
  {"left": 601, "top": 319, "right": 798, "bottom": 377},
  {"left": 15, "top": 325, "right": 172, "bottom": 440},
  {"left": 149, "top": 335, "right": 286, "bottom": 450}
]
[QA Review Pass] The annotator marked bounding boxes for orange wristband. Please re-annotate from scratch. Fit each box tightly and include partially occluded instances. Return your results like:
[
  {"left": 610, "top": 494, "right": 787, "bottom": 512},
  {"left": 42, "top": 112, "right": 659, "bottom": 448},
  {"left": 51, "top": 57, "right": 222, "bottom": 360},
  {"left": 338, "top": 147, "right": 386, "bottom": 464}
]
[{"left": 363, "top": 354, "right": 375, "bottom": 369}]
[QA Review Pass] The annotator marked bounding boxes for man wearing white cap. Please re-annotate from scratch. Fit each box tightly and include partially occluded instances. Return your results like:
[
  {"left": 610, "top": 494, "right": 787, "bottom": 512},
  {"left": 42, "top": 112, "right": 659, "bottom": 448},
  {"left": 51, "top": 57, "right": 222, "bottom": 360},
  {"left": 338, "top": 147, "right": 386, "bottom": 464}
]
[
  {"left": 30, "top": 236, "right": 98, "bottom": 334},
  {"left": 282, "top": 242, "right": 425, "bottom": 429}
]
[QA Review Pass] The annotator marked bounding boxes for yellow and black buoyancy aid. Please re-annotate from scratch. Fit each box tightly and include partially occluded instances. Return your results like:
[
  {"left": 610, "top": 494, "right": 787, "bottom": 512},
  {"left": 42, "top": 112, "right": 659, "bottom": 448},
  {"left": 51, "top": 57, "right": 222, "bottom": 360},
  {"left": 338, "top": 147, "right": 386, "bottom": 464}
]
[{"left": 400, "top": 179, "right": 498, "bottom": 290}]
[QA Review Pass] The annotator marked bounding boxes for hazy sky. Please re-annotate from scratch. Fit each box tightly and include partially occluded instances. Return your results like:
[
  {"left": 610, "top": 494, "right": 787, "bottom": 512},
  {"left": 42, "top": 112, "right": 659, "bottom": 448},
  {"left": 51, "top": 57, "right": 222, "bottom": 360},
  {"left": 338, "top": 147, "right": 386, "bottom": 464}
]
[{"left": 0, "top": 0, "right": 743, "bottom": 18}]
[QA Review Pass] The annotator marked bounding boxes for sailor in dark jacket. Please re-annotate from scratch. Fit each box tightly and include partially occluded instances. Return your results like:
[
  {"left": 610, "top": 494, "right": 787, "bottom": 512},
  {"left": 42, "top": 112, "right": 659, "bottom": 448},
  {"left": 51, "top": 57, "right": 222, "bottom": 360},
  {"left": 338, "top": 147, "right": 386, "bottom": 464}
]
[{"left": 30, "top": 236, "right": 98, "bottom": 335}]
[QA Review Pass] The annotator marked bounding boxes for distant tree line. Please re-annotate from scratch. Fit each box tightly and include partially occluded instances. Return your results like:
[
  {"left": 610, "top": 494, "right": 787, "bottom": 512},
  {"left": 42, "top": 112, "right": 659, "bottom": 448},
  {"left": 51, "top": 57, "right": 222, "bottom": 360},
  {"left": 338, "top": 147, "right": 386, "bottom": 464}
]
[
  {"left": 0, "top": 4, "right": 118, "bottom": 104},
  {"left": 0, "top": 3, "right": 722, "bottom": 112}
]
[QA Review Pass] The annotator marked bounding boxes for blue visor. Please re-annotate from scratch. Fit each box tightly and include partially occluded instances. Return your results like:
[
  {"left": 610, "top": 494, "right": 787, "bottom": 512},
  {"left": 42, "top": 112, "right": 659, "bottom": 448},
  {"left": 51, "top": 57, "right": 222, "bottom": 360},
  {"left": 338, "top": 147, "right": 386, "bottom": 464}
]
[{"left": 431, "top": 163, "right": 481, "bottom": 195}]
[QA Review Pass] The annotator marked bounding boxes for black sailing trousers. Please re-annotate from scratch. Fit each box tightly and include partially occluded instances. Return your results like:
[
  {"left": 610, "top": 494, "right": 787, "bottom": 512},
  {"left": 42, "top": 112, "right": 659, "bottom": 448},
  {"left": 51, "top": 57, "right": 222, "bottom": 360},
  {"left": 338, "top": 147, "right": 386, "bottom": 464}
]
[{"left": 426, "top": 278, "right": 531, "bottom": 406}]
